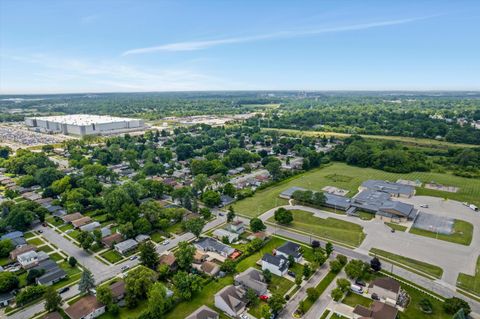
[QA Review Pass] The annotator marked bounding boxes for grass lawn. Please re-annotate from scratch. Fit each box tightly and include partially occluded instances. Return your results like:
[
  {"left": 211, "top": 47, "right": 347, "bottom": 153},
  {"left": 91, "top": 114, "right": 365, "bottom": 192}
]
[
  {"left": 385, "top": 222, "right": 407, "bottom": 232},
  {"left": 358, "top": 211, "right": 375, "bottom": 221},
  {"left": 17, "top": 272, "right": 28, "bottom": 288},
  {"left": 330, "top": 314, "right": 349, "bottom": 319},
  {"left": 457, "top": 256, "right": 480, "bottom": 296},
  {"left": 268, "top": 210, "right": 365, "bottom": 247},
  {"left": 46, "top": 216, "right": 64, "bottom": 227},
  {"left": 302, "top": 270, "right": 338, "bottom": 313},
  {"left": 400, "top": 280, "right": 451, "bottom": 319},
  {"left": 0, "top": 256, "right": 12, "bottom": 267},
  {"left": 319, "top": 310, "right": 330, "bottom": 319},
  {"left": 231, "top": 162, "right": 480, "bottom": 218},
  {"left": 342, "top": 292, "right": 372, "bottom": 308},
  {"left": 150, "top": 231, "right": 164, "bottom": 243},
  {"left": 38, "top": 245, "right": 54, "bottom": 253},
  {"left": 99, "top": 300, "right": 148, "bottom": 319},
  {"left": 270, "top": 274, "right": 295, "bottom": 296},
  {"left": 100, "top": 250, "right": 123, "bottom": 264},
  {"left": 23, "top": 232, "right": 35, "bottom": 239},
  {"left": 59, "top": 224, "right": 74, "bottom": 232},
  {"left": 166, "top": 222, "right": 184, "bottom": 235},
  {"left": 69, "top": 230, "right": 82, "bottom": 239},
  {"left": 26, "top": 237, "right": 44, "bottom": 246},
  {"left": 409, "top": 219, "right": 473, "bottom": 246},
  {"left": 49, "top": 252, "right": 64, "bottom": 262},
  {"left": 370, "top": 248, "right": 443, "bottom": 279}
]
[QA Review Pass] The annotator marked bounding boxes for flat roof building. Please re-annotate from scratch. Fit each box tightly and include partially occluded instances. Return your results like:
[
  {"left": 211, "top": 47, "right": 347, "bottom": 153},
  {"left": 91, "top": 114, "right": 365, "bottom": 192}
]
[{"left": 25, "top": 114, "right": 145, "bottom": 136}]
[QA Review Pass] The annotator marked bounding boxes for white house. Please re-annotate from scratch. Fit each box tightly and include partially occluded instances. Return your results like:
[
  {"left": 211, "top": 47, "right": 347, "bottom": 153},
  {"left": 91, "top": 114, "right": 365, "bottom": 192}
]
[
  {"left": 212, "top": 228, "right": 239, "bottom": 243},
  {"left": 261, "top": 253, "right": 288, "bottom": 277},
  {"left": 114, "top": 239, "right": 138, "bottom": 255},
  {"left": 275, "top": 241, "right": 303, "bottom": 263},
  {"left": 17, "top": 251, "right": 39, "bottom": 269}
]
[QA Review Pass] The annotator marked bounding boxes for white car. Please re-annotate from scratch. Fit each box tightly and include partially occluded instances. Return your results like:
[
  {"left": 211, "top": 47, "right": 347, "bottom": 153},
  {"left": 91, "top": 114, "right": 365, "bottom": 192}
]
[
  {"left": 121, "top": 265, "right": 130, "bottom": 272},
  {"left": 240, "top": 314, "right": 250, "bottom": 319},
  {"left": 163, "top": 240, "right": 170, "bottom": 246}
]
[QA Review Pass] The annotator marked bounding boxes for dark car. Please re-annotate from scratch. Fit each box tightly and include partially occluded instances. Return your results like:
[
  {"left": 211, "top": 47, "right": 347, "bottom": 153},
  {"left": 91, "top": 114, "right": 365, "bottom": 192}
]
[
  {"left": 287, "top": 271, "right": 296, "bottom": 277},
  {"left": 355, "top": 279, "right": 366, "bottom": 287},
  {"left": 372, "top": 293, "right": 380, "bottom": 300},
  {"left": 59, "top": 287, "right": 70, "bottom": 294}
]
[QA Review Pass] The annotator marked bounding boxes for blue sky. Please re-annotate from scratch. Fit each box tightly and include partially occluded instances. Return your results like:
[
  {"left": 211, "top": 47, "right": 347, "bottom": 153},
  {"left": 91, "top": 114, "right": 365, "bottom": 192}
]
[{"left": 1, "top": 0, "right": 479, "bottom": 94}]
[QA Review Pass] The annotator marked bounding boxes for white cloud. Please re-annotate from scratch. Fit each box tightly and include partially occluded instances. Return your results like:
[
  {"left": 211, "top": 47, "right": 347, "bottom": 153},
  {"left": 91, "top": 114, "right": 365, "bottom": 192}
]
[{"left": 122, "top": 16, "right": 433, "bottom": 55}]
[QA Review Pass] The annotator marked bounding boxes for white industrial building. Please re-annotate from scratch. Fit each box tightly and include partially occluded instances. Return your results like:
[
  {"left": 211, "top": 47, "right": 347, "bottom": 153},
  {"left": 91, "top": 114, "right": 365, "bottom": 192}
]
[{"left": 25, "top": 114, "right": 145, "bottom": 136}]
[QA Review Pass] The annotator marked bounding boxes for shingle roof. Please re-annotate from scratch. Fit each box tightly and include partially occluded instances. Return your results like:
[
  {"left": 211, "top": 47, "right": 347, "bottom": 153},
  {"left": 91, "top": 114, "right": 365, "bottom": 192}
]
[
  {"left": 277, "top": 241, "right": 302, "bottom": 258},
  {"left": 195, "top": 237, "right": 235, "bottom": 256},
  {"left": 262, "top": 253, "right": 288, "bottom": 270},
  {"left": 361, "top": 180, "right": 414, "bottom": 196},
  {"left": 215, "top": 285, "right": 246, "bottom": 314},
  {"left": 186, "top": 305, "right": 219, "bottom": 319},
  {"left": 65, "top": 295, "right": 104, "bottom": 319},
  {"left": 110, "top": 280, "right": 125, "bottom": 299},
  {"left": 235, "top": 267, "right": 267, "bottom": 294},
  {"left": 369, "top": 277, "right": 401, "bottom": 293}
]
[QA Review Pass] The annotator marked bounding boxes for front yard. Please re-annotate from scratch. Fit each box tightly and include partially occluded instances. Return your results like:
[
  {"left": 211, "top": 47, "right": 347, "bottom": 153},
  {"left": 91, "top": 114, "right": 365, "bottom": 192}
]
[{"left": 100, "top": 249, "right": 124, "bottom": 264}]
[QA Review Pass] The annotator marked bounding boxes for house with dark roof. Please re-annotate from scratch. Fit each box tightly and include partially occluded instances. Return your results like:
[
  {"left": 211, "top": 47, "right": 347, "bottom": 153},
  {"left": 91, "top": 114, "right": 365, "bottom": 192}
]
[
  {"left": 194, "top": 238, "right": 235, "bottom": 258},
  {"left": 42, "top": 311, "right": 63, "bottom": 319},
  {"left": 102, "top": 233, "right": 123, "bottom": 248},
  {"left": 368, "top": 277, "right": 401, "bottom": 304},
  {"left": 110, "top": 280, "right": 126, "bottom": 302},
  {"left": 62, "top": 212, "right": 84, "bottom": 223},
  {"left": 186, "top": 305, "right": 219, "bottom": 319},
  {"left": 235, "top": 267, "right": 268, "bottom": 295},
  {"left": 200, "top": 260, "right": 221, "bottom": 277},
  {"left": 1, "top": 231, "right": 26, "bottom": 247},
  {"left": 65, "top": 295, "right": 105, "bottom": 319},
  {"left": 214, "top": 285, "right": 247, "bottom": 317},
  {"left": 159, "top": 252, "right": 177, "bottom": 271},
  {"left": 353, "top": 301, "right": 398, "bottom": 319},
  {"left": 72, "top": 217, "right": 93, "bottom": 229},
  {"left": 261, "top": 253, "right": 288, "bottom": 276},
  {"left": 0, "top": 292, "right": 14, "bottom": 307},
  {"left": 276, "top": 241, "right": 302, "bottom": 262},
  {"left": 10, "top": 244, "right": 36, "bottom": 260},
  {"left": 114, "top": 239, "right": 138, "bottom": 255},
  {"left": 33, "top": 259, "right": 67, "bottom": 286}
]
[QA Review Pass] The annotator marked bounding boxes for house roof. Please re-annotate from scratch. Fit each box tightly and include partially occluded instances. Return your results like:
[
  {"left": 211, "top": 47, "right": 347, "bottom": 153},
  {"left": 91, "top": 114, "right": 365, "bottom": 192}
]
[
  {"left": 37, "top": 267, "right": 67, "bottom": 285},
  {"left": 159, "top": 252, "right": 177, "bottom": 266},
  {"left": 10, "top": 245, "right": 36, "bottom": 260},
  {"left": 110, "top": 280, "right": 126, "bottom": 299},
  {"left": 195, "top": 237, "right": 235, "bottom": 256},
  {"left": 235, "top": 267, "right": 267, "bottom": 294},
  {"left": 353, "top": 301, "right": 398, "bottom": 319},
  {"left": 1, "top": 231, "right": 23, "bottom": 240},
  {"left": 379, "top": 201, "right": 416, "bottom": 218},
  {"left": 42, "top": 311, "right": 63, "bottom": 319},
  {"left": 114, "top": 239, "right": 138, "bottom": 252},
  {"left": 102, "top": 233, "right": 123, "bottom": 246},
  {"left": 62, "top": 213, "right": 84, "bottom": 223},
  {"left": 201, "top": 261, "right": 220, "bottom": 275},
  {"left": 279, "top": 186, "right": 307, "bottom": 198},
  {"left": 186, "top": 305, "right": 219, "bottom": 319},
  {"left": 324, "top": 193, "right": 352, "bottom": 210},
  {"left": 72, "top": 217, "right": 93, "bottom": 228},
  {"left": 369, "top": 277, "right": 401, "bottom": 293},
  {"left": 18, "top": 250, "right": 38, "bottom": 262},
  {"left": 0, "top": 292, "right": 14, "bottom": 303},
  {"left": 79, "top": 221, "right": 101, "bottom": 232},
  {"left": 262, "top": 253, "right": 288, "bottom": 270},
  {"left": 215, "top": 285, "right": 246, "bottom": 314},
  {"left": 65, "top": 295, "right": 104, "bottom": 319},
  {"left": 277, "top": 241, "right": 301, "bottom": 258}
]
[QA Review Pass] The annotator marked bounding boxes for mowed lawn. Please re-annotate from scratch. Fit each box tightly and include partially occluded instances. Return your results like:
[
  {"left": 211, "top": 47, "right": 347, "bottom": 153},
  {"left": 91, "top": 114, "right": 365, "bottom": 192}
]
[
  {"left": 231, "top": 162, "right": 480, "bottom": 218},
  {"left": 457, "top": 256, "right": 480, "bottom": 296},
  {"left": 268, "top": 210, "right": 366, "bottom": 247},
  {"left": 409, "top": 219, "right": 473, "bottom": 246},
  {"left": 370, "top": 248, "right": 443, "bottom": 279}
]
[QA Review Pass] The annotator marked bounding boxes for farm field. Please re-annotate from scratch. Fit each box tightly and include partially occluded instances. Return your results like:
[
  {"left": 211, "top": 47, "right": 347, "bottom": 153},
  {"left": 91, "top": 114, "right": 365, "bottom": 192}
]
[
  {"left": 268, "top": 210, "right": 365, "bottom": 247},
  {"left": 231, "top": 162, "right": 480, "bottom": 218},
  {"left": 370, "top": 248, "right": 443, "bottom": 279},
  {"left": 409, "top": 219, "right": 473, "bottom": 246}
]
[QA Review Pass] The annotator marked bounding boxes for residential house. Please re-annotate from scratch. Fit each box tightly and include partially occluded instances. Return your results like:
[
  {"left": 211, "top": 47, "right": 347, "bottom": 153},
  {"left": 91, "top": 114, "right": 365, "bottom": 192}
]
[
  {"left": 0, "top": 292, "right": 14, "bottom": 307},
  {"left": 368, "top": 278, "right": 401, "bottom": 305},
  {"left": 276, "top": 241, "right": 302, "bottom": 262},
  {"left": 186, "top": 305, "right": 219, "bottom": 319},
  {"left": 62, "top": 213, "right": 84, "bottom": 223},
  {"left": 194, "top": 238, "right": 235, "bottom": 258},
  {"left": 42, "top": 311, "right": 63, "bottom": 319},
  {"left": 214, "top": 285, "right": 247, "bottom": 317},
  {"left": 114, "top": 239, "right": 138, "bottom": 255},
  {"left": 1, "top": 231, "right": 26, "bottom": 247},
  {"left": 353, "top": 301, "right": 398, "bottom": 319},
  {"left": 226, "top": 220, "right": 245, "bottom": 234},
  {"left": 247, "top": 232, "right": 268, "bottom": 242},
  {"left": 72, "top": 217, "right": 93, "bottom": 229},
  {"left": 234, "top": 267, "right": 268, "bottom": 296},
  {"left": 193, "top": 251, "right": 208, "bottom": 264},
  {"left": 159, "top": 252, "right": 178, "bottom": 271},
  {"left": 110, "top": 280, "right": 126, "bottom": 302},
  {"left": 17, "top": 251, "right": 39, "bottom": 269},
  {"left": 65, "top": 295, "right": 106, "bottom": 319},
  {"left": 100, "top": 227, "right": 111, "bottom": 238},
  {"left": 135, "top": 234, "right": 150, "bottom": 243},
  {"left": 80, "top": 222, "right": 101, "bottom": 232},
  {"left": 199, "top": 261, "right": 220, "bottom": 277},
  {"left": 33, "top": 259, "right": 67, "bottom": 286},
  {"left": 102, "top": 233, "right": 123, "bottom": 248},
  {"left": 9, "top": 244, "right": 36, "bottom": 260},
  {"left": 261, "top": 253, "right": 288, "bottom": 277},
  {"left": 212, "top": 228, "right": 238, "bottom": 244}
]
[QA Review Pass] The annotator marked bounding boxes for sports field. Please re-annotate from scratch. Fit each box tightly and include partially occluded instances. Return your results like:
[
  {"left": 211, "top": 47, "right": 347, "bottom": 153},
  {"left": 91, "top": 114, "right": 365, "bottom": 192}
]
[{"left": 231, "top": 162, "right": 480, "bottom": 218}]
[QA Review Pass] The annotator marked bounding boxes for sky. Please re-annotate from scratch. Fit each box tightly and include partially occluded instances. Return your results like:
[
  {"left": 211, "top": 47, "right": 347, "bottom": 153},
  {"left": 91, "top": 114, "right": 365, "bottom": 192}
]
[{"left": 1, "top": 0, "right": 479, "bottom": 94}]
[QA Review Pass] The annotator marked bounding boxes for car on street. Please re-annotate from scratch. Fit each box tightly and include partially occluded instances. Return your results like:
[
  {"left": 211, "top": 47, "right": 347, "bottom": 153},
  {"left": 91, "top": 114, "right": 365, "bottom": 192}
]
[
  {"left": 58, "top": 287, "right": 70, "bottom": 294},
  {"left": 351, "top": 284, "right": 363, "bottom": 294},
  {"left": 42, "top": 223, "right": 48, "bottom": 227},
  {"left": 219, "top": 213, "right": 224, "bottom": 216},
  {"left": 163, "top": 240, "right": 170, "bottom": 245},
  {"left": 121, "top": 265, "right": 130, "bottom": 272},
  {"left": 129, "top": 256, "right": 137, "bottom": 261},
  {"left": 420, "top": 204, "right": 429, "bottom": 208},
  {"left": 38, "top": 230, "right": 43, "bottom": 233},
  {"left": 391, "top": 228, "right": 395, "bottom": 233}
]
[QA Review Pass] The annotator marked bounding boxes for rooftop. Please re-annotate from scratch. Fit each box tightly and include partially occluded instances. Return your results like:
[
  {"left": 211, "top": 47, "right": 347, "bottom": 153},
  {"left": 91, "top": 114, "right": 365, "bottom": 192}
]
[
  {"left": 27, "top": 114, "right": 140, "bottom": 126},
  {"left": 186, "top": 305, "right": 219, "bottom": 319},
  {"left": 65, "top": 295, "right": 104, "bottom": 319},
  {"left": 361, "top": 180, "right": 414, "bottom": 196}
]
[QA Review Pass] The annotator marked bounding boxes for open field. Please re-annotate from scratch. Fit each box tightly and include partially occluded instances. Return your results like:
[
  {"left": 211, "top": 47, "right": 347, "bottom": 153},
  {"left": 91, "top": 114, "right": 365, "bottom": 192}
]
[
  {"left": 231, "top": 162, "right": 480, "bottom": 218},
  {"left": 268, "top": 210, "right": 365, "bottom": 247},
  {"left": 457, "top": 256, "right": 480, "bottom": 296},
  {"left": 370, "top": 248, "right": 443, "bottom": 279},
  {"left": 409, "top": 219, "right": 473, "bottom": 246},
  {"left": 262, "top": 128, "right": 476, "bottom": 149}
]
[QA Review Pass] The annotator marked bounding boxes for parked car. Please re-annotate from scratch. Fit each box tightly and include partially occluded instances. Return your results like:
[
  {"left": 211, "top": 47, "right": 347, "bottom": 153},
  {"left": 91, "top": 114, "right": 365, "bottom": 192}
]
[
  {"left": 420, "top": 204, "right": 429, "bottom": 208},
  {"left": 219, "top": 213, "right": 224, "bottom": 216},
  {"left": 163, "top": 240, "right": 170, "bottom": 246},
  {"left": 260, "top": 295, "right": 269, "bottom": 301},
  {"left": 42, "top": 223, "right": 48, "bottom": 227},
  {"left": 391, "top": 228, "right": 395, "bottom": 233},
  {"left": 351, "top": 284, "right": 363, "bottom": 294},
  {"left": 121, "top": 265, "right": 130, "bottom": 272},
  {"left": 129, "top": 256, "right": 137, "bottom": 261},
  {"left": 38, "top": 230, "right": 43, "bottom": 233},
  {"left": 287, "top": 271, "right": 296, "bottom": 277},
  {"left": 372, "top": 293, "right": 380, "bottom": 300},
  {"left": 58, "top": 287, "right": 70, "bottom": 294},
  {"left": 355, "top": 279, "right": 366, "bottom": 287}
]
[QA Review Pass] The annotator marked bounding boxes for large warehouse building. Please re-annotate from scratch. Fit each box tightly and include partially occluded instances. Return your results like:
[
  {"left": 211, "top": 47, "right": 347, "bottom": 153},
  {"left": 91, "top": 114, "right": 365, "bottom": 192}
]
[{"left": 25, "top": 114, "right": 145, "bottom": 136}]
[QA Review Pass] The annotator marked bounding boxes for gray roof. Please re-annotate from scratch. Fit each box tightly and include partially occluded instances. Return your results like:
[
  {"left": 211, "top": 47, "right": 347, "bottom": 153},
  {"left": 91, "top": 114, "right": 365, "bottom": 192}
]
[
  {"left": 195, "top": 237, "right": 235, "bottom": 256},
  {"left": 277, "top": 241, "right": 302, "bottom": 259},
  {"left": 324, "top": 193, "right": 352, "bottom": 210},
  {"left": 37, "top": 267, "right": 67, "bottom": 285},
  {"left": 235, "top": 267, "right": 268, "bottom": 295},
  {"left": 353, "top": 189, "right": 391, "bottom": 212},
  {"left": 379, "top": 201, "right": 417, "bottom": 218},
  {"left": 262, "top": 253, "right": 288, "bottom": 271},
  {"left": 361, "top": 180, "right": 414, "bottom": 196},
  {"left": 215, "top": 285, "right": 246, "bottom": 314},
  {"left": 186, "top": 305, "right": 219, "bottom": 319},
  {"left": 280, "top": 186, "right": 307, "bottom": 198},
  {"left": 1, "top": 231, "right": 23, "bottom": 240},
  {"left": 0, "top": 292, "right": 14, "bottom": 303},
  {"left": 114, "top": 239, "right": 138, "bottom": 252}
]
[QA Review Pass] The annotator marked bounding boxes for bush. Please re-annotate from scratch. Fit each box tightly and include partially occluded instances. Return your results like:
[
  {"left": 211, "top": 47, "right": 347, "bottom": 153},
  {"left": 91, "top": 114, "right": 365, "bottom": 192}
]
[
  {"left": 306, "top": 287, "right": 320, "bottom": 301},
  {"left": 0, "top": 272, "right": 19, "bottom": 293},
  {"left": 16, "top": 285, "right": 46, "bottom": 306},
  {"left": 443, "top": 297, "right": 471, "bottom": 315}
]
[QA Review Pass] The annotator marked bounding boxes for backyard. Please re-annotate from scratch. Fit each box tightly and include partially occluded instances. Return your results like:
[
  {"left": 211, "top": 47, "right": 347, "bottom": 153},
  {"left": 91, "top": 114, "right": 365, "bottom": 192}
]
[
  {"left": 231, "top": 162, "right": 480, "bottom": 218},
  {"left": 267, "top": 210, "right": 366, "bottom": 247}
]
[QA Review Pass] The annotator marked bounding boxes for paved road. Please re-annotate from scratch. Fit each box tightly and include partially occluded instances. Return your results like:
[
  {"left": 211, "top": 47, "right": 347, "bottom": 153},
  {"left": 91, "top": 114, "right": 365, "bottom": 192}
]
[
  {"left": 304, "top": 272, "right": 346, "bottom": 319},
  {"left": 258, "top": 202, "right": 480, "bottom": 286},
  {"left": 6, "top": 215, "right": 226, "bottom": 319}
]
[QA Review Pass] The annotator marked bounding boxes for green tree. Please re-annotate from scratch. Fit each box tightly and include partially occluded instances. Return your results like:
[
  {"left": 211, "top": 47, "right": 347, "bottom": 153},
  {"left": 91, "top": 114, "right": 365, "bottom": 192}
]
[
  {"left": 78, "top": 269, "right": 95, "bottom": 295},
  {"left": 172, "top": 271, "right": 202, "bottom": 300},
  {"left": 325, "top": 242, "right": 334, "bottom": 256},
  {"left": 146, "top": 282, "right": 169, "bottom": 318},
  {"left": 274, "top": 208, "right": 293, "bottom": 224},
  {"left": 220, "top": 259, "right": 237, "bottom": 274},
  {"left": 303, "top": 264, "right": 311, "bottom": 279},
  {"left": 250, "top": 218, "right": 266, "bottom": 233},
  {"left": 331, "top": 287, "right": 344, "bottom": 301},
  {"left": 227, "top": 206, "right": 235, "bottom": 222},
  {"left": 261, "top": 304, "right": 271, "bottom": 319},
  {"left": 68, "top": 256, "right": 78, "bottom": 268},
  {"left": 96, "top": 286, "right": 113, "bottom": 308},
  {"left": 27, "top": 269, "right": 45, "bottom": 285},
  {"left": 443, "top": 297, "right": 471, "bottom": 315},
  {"left": 419, "top": 298, "right": 433, "bottom": 314},
  {"left": 199, "top": 207, "right": 212, "bottom": 220},
  {"left": 263, "top": 269, "right": 272, "bottom": 283},
  {"left": 246, "top": 288, "right": 258, "bottom": 306},
  {"left": 336, "top": 278, "right": 351, "bottom": 293},
  {"left": 139, "top": 241, "right": 159, "bottom": 270},
  {"left": 453, "top": 308, "right": 466, "bottom": 319},
  {"left": 295, "top": 273, "right": 303, "bottom": 287},
  {"left": 345, "top": 260, "right": 365, "bottom": 279},
  {"left": 329, "top": 260, "right": 343, "bottom": 274},
  {"left": 0, "top": 272, "right": 19, "bottom": 292},
  {"left": 44, "top": 286, "right": 62, "bottom": 312},
  {"left": 77, "top": 232, "right": 94, "bottom": 250},
  {"left": 0, "top": 239, "right": 14, "bottom": 258},
  {"left": 182, "top": 217, "right": 205, "bottom": 238},
  {"left": 193, "top": 174, "right": 209, "bottom": 195},
  {"left": 202, "top": 190, "right": 221, "bottom": 207},
  {"left": 125, "top": 266, "right": 158, "bottom": 307},
  {"left": 306, "top": 287, "right": 320, "bottom": 301},
  {"left": 174, "top": 241, "right": 195, "bottom": 270},
  {"left": 268, "top": 293, "right": 285, "bottom": 315},
  {"left": 313, "top": 250, "right": 327, "bottom": 266},
  {"left": 370, "top": 257, "right": 382, "bottom": 272}
]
